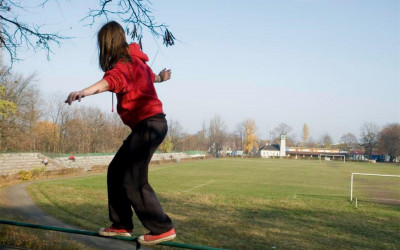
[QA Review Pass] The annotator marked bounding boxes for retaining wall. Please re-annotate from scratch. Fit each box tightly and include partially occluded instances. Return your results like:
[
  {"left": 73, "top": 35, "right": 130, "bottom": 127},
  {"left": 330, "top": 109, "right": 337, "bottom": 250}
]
[
  {"left": 0, "top": 152, "right": 194, "bottom": 176},
  {"left": 0, "top": 153, "right": 62, "bottom": 176}
]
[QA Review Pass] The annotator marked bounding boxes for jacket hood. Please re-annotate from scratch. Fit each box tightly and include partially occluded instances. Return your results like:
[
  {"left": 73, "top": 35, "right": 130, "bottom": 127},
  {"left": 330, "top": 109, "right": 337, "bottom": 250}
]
[{"left": 129, "top": 43, "right": 149, "bottom": 62}]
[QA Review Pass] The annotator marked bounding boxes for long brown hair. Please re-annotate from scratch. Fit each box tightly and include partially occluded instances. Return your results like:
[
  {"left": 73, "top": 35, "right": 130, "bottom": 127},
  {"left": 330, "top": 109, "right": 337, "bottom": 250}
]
[{"left": 98, "top": 21, "right": 131, "bottom": 72}]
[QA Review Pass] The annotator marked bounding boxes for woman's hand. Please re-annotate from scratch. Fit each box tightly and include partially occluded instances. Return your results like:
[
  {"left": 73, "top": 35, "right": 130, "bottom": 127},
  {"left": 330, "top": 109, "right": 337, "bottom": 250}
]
[
  {"left": 65, "top": 91, "right": 85, "bottom": 105},
  {"left": 158, "top": 68, "right": 171, "bottom": 82},
  {"left": 64, "top": 79, "right": 109, "bottom": 105}
]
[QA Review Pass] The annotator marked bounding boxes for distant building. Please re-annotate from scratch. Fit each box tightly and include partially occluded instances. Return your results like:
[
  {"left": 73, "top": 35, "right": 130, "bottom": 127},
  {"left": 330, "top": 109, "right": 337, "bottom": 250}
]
[
  {"left": 286, "top": 147, "right": 348, "bottom": 158},
  {"left": 280, "top": 135, "right": 286, "bottom": 157},
  {"left": 231, "top": 150, "right": 244, "bottom": 156},
  {"left": 258, "top": 134, "right": 349, "bottom": 159},
  {"left": 370, "top": 154, "right": 390, "bottom": 162},
  {"left": 349, "top": 150, "right": 366, "bottom": 161},
  {"left": 259, "top": 144, "right": 280, "bottom": 158}
]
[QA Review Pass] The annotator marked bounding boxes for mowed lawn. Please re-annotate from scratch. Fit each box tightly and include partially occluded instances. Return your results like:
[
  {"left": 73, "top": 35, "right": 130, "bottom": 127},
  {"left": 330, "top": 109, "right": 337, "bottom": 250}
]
[{"left": 27, "top": 159, "right": 400, "bottom": 249}]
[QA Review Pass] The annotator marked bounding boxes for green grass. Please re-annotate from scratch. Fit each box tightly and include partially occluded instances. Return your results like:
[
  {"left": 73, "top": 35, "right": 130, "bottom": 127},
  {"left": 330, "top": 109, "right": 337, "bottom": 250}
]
[
  {"left": 27, "top": 159, "right": 400, "bottom": 249},
  {"left": 0, "top": 187, "right": 94, "bottom": 250}
]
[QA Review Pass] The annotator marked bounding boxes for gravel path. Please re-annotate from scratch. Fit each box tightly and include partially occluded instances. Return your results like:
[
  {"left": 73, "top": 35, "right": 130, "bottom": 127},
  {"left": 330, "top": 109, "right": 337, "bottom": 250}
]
[{"left": 4, "top": 182, "right": 145, "bottom": 250}]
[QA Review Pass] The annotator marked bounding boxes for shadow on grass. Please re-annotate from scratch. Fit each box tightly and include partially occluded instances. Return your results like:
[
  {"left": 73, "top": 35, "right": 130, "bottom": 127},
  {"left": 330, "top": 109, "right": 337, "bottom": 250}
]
[
  {"left": 0, "top": 205, "right": 97, "bottom": 250},
  {"left": 20, "top": 190, "right": 400, "bottom": 250},
  {"left": 159, "top": 194, "right": 400, "bottom": 250}
]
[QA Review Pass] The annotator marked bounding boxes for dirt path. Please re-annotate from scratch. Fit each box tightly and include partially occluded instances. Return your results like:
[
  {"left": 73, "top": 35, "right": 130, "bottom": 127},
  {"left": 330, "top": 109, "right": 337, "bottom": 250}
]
[{"left": 4, "top": 181, "right": 145, "bottom": 250}]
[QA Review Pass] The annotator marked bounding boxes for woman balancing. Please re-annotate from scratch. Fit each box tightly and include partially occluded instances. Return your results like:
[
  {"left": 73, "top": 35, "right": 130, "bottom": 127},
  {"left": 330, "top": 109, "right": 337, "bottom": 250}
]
[{"left": 65, "top": 21, "right": 175, "bottom": 246}]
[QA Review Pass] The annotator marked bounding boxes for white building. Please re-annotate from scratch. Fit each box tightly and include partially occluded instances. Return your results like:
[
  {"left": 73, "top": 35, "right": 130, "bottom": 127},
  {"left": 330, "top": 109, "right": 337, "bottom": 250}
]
[
  {"left": 280, "top": 134, "right": 286, "bottom": 157},
  {"left": 259, "top": 134, "right": 287, "bottom": 158},
  {"left": 259, "top": 144, "right": 280, "bottom": 158}
]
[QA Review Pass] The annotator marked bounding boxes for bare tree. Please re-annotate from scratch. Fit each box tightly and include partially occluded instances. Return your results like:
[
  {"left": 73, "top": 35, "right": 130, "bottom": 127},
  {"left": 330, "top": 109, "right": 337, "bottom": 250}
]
[
  {"left": 167, "top": 119, "right": 183, "bottom": 151},
  {"left": 360, "top": 122, "right": 380, "bottom": 157},
  {"left": 319, "top": 133, "right": 333, "bottom": 148},
  {"left": 208, "top": 114, "right": 227, "bottom": 156},
  {"left": 84, "top": 0, "right": 175, "bottom": 49},
  {"left": 45, "top": 94, "right": 69, "bottom": 152},
  {"left": 194, "top": 120, "right": 208, "bottom": 151},
  {"left": 180, "top": 133, "right": 198, "bottom": 151},
  {"left": 271, "top": 123, "right": 293, "bottom": 144},
  {"left": 0, "top": 0, "right": 69, "bottom": 66},
  {"left": 1, "top": 0, "right": 175, "bottom": 65},
  {"left": 339, "top": 133, "right": 358, "bottom": 151},
  {"left": 234, "top": 122, "right": 245, "bottom": 150},
  {"left": 275, "top": 123, "right": 292, "bottom": 135},
  {"left": 306, "top": 137, "right": 318, "bottom": 148},
  {"left": 378, "top": 123, "right": 400, "bottom": 162}
]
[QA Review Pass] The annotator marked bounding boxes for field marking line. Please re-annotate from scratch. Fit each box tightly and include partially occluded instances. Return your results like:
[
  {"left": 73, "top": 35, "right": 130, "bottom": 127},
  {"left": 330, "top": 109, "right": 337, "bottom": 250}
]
[{"left": 182, "top": 180, "right": 215, "bottom": 193}]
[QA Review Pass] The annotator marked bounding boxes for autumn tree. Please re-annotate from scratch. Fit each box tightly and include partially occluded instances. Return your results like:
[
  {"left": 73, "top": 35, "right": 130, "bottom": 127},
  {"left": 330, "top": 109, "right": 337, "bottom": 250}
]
[
  {"left": 360, "top": 122, "right": 380, "bottom": 157},
  {"left": 159, "top": 136, "right": 173, "bottom": 153},
  {"left": 242, "top": 119, "right": 258, "bottom": 154},
  {"left": 0, "top": 70, "right": 42, "bottom": 151},
  {"left": 0, "top": 85, "right": 16, "bottom": 148},
  {"left": 181, "top": 134, "right": 201, "bottom": 151},
  {"left": 0, "top": 85, "right": 15, "bottom": 117},
  {"left": 378, "top": 123, "right": 400, "bottom": 162},
  {"left": 103, "top": 112, "right": 130, "bottom": 151},
  {"left": 302, "top": 123, "right": 309, "bottom": 145},
  {"left": 31, "top": 121, "right": 59, "bottom": 152}
]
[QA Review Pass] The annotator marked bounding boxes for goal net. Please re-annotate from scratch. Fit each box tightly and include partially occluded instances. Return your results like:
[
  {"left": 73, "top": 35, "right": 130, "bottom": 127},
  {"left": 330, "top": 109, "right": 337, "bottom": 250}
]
[{"left": 351, "top": 173, "right": 400, "bottom": 206}]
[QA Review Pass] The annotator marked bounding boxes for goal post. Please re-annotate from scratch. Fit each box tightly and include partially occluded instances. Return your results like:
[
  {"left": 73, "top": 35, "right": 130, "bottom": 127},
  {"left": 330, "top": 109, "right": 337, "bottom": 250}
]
[
  {"left": 319, "top": 154, "right": 346, "bottom": 163},
  {"left": 350, "top": 173, "right": 400, "bottom": 201}
]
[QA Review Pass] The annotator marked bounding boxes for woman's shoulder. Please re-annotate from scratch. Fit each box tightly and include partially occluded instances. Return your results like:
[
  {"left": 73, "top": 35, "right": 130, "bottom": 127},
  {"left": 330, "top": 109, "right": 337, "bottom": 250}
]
[
  {"left": 128, "top": 43, "right": 149, "bottom": 62},
  {"left": 113, "top": 59, "right": 131, "bottom": 70}
]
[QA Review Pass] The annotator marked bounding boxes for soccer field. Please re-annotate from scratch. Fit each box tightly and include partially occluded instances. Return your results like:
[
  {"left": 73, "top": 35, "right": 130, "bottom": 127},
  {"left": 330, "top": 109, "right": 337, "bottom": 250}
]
[{"left": 28, "top": 158, "right": 400, "bottom": 249}]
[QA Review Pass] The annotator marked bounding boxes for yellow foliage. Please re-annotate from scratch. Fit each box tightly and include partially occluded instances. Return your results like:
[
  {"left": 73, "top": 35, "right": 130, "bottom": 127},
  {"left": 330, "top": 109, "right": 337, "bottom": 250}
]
[
  {"left": 159, "top": 136, "right": 173, "bottom": 153},
  {"left": 243, "top": 119, "right": 258, "bottom": 153},
  {"left": 18, "top": 170, "right": 32, "bottom": 180},
  {"left": 0, "top": 86, "right": 17, "bottom": 118}
]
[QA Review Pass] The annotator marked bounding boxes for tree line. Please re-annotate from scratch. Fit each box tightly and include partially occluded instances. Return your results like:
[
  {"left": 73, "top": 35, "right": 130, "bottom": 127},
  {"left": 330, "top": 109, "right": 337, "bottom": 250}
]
[{"left": 0, "top": 67, "right": 399, "bottom": 161}]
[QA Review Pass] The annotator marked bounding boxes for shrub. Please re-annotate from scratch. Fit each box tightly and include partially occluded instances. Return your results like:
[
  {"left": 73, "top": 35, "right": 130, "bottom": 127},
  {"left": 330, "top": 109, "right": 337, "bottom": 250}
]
[
  {"left": 18, "top": 170, "right": 32, "bottom": 180},
  {"left": 32, "top": 167, "right": 46, "bottom": 177}
]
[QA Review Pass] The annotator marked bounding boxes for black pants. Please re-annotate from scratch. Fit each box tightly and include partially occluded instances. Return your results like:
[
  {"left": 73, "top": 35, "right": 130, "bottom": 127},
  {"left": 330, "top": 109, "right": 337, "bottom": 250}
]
[{"left": 107, "top": 113, "right": 173, "bottom": 234}]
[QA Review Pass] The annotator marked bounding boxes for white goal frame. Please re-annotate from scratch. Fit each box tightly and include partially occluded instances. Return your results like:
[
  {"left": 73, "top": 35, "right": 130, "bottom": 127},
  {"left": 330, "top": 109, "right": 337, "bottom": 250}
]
[
  {"left": 319, "top": 154, "right": 346, "bottom": 163},
  {"left": 350, "top": 173, "right": 400, "bottom": 201}
]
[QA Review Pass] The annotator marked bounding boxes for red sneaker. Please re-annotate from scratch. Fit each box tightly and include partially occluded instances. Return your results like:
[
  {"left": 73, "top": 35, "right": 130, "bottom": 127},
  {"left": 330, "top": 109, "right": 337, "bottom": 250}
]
[
  {"left": 138, "top": 228, "right": 176, "bottom": 245},
  {"left": 98, "top": 226, "right": 132, "bottom": 237}
]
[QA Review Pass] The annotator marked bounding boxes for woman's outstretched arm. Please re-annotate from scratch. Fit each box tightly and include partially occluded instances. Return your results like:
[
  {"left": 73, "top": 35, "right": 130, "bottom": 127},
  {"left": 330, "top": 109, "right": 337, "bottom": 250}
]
[
  {"left": 65, "top": 79, "right": 109, "bottom": 105},
  {"left": 154, "top": 68, "right": 172, "bottom": 83}
]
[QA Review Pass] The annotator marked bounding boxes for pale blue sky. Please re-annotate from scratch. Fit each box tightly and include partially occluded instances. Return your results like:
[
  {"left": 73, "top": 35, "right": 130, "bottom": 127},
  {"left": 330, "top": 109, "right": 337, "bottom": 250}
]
[{"left": 9, "top": 0, "right": 400, "bottom": 142}]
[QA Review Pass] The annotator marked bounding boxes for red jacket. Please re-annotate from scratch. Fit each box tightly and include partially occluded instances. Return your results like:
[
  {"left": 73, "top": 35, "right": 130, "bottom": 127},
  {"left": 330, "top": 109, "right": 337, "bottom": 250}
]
[{"left": 103, "top": 43, "right": 163, "bottom": 129}]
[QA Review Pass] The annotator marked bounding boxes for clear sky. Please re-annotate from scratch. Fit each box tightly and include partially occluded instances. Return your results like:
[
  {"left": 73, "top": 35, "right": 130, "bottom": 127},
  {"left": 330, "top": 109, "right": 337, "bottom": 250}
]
[{"left": 9, "top": 0, "right": 400, "bottom": 142}]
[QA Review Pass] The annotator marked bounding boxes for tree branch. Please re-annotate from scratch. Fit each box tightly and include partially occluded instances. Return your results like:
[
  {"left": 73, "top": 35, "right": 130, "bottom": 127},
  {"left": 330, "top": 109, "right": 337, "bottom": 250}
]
[
  {"left": 82, "top": 0, "right": 175, "bottom": 48},
  {"left": 0, "top": 0, "right": 71, "bottom": 66}
]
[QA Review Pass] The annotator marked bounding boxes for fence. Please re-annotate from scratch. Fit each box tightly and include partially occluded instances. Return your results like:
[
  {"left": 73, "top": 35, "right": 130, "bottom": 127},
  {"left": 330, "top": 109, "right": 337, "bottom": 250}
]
[{"left": 0, "top": 219, "right": 226, "bottom": 250}]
